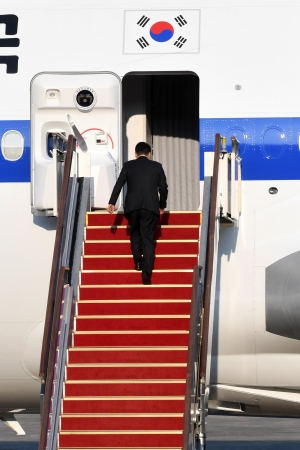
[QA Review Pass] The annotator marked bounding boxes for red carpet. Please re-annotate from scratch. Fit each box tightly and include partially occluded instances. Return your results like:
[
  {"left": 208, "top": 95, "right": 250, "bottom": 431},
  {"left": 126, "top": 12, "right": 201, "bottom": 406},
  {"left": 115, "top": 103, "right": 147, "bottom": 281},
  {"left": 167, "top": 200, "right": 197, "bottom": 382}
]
[{"left": 58, "top": 211, "right": 200, "bottom": 449}]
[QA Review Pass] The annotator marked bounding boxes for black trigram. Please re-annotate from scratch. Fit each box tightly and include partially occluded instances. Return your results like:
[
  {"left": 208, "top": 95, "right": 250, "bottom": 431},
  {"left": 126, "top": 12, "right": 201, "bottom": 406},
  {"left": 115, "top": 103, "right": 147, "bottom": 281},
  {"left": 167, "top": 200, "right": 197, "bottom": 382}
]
[
  {"left": 137, "top": 15, "right": 150, "bottom": 27},
  {"left": 174, "top": 36, "right": 187, "bottom": 48},
  {"left": 175, "top": 15, "right": 187, "bottom": 27},
  {"left": 136, "top": 37, "right": 149, "bottom": 49},
  {"left": 0, "top": 15, "right": 19, "bottom": 73}
]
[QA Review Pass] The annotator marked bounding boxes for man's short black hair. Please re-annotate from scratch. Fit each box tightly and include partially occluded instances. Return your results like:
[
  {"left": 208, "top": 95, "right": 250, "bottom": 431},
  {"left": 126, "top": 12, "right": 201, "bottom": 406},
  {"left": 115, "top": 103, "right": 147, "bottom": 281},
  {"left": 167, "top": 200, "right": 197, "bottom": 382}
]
[{"left": 135, "top": 142, "right": 151, "bottom": 156}]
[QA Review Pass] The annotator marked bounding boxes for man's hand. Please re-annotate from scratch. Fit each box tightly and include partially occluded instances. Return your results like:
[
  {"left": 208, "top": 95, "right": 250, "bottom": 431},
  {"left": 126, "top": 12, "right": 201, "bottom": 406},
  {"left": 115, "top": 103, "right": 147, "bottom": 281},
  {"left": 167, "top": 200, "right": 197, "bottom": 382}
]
[
  {"left": 159, "top": 208, "right": 164, "bottom": 216},
  {"left": 107, "top": 204, "right": 115, "bottom": 214}
]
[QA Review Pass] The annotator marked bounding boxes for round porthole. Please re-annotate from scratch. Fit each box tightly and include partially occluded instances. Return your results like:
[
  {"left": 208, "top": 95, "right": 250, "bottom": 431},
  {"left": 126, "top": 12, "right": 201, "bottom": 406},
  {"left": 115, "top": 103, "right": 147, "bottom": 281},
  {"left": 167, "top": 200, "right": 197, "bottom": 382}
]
[
  {"left": 74, "top": 86, "right": 97, "bottom": 112},
  {"left": 269, "top": 187, "right": 278, "bottom": 195},
  {"left": 1, "top": 130, "right": 24, "bottom": 161}
]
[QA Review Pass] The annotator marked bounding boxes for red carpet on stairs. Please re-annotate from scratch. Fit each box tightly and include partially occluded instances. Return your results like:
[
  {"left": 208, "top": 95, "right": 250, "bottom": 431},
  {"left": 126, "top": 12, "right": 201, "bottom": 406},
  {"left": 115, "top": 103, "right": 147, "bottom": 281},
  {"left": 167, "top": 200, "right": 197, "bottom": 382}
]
[{"left": 58, "top": 211, "right": 200, "bottom": 450}]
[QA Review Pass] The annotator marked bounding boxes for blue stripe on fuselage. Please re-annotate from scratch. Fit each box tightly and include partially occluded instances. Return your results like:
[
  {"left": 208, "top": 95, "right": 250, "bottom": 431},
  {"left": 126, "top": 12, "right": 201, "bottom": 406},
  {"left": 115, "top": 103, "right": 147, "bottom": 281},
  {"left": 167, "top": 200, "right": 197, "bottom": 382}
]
[
  {"left": 200, "top": 117, "right": 300, "bottom": 181},
  {"left": 1, "top": 118, "right": 300, "bottom": 182}
]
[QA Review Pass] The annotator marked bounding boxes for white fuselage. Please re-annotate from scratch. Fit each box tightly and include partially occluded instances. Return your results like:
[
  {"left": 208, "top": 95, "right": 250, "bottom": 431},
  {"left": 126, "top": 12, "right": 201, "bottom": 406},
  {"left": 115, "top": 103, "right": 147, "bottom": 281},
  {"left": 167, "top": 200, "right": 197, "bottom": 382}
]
[{"left": 0, "top": 0, "right": 300, "bottom": 415}]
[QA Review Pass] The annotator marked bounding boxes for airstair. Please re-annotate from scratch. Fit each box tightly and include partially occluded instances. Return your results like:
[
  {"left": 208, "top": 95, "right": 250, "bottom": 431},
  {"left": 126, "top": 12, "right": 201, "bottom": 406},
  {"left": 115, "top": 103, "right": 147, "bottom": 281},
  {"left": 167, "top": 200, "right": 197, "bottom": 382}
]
[{"left": 38, "top": 134, "right": 240, "bottom": 450}]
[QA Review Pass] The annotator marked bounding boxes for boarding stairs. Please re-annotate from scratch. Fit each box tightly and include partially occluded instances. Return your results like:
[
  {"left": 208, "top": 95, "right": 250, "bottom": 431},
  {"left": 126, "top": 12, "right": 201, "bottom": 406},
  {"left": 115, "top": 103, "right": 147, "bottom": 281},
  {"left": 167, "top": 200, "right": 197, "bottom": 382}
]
[
  {"left": 59, "top": 210, "right": 200, "bottom": 449},
  {"left": 38, "top": 134, "right": 239, "bottom": 450}
]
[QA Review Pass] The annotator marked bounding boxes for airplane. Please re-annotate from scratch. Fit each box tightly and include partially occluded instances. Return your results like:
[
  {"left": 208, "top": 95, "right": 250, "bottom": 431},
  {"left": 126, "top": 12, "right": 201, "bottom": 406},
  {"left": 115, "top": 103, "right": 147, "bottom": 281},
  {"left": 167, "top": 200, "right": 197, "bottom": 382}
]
[{"left": 0, "top": 0, "right": 300, "bottom": 445}]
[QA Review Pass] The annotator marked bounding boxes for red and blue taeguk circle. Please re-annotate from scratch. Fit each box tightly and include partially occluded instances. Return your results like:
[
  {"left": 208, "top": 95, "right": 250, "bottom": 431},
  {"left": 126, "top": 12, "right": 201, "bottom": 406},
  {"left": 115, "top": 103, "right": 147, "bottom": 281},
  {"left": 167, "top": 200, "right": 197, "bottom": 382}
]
[{"left": 149, "top": 21, "right": 174, "bottom": 42}]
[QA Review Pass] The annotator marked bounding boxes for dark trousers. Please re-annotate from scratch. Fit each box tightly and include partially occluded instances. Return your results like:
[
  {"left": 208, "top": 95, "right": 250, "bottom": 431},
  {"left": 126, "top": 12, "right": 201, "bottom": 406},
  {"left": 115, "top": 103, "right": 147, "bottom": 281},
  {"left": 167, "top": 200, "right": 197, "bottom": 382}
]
[{"left": 127, "top": 209, "right": 158, "bottom": 275}]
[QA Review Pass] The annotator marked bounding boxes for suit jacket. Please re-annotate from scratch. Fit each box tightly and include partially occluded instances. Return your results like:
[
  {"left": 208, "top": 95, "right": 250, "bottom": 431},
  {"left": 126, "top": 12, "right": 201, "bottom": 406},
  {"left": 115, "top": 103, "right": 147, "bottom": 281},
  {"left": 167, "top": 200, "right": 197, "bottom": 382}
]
[{"left": 109, "top": 156, "right": 168, "bottom": 216}]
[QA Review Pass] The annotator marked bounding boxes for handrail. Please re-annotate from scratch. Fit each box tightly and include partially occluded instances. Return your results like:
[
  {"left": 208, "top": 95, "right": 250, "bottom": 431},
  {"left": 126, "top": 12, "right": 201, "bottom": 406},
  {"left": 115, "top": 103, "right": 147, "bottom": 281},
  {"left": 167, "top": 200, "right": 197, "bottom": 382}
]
[
  {"left": 199, "top": 133, "right": 220, "bottom": 377},
  {"left": 38, "top": 133, "right": 91, "bottom": 450},
  {"left": 182, "top": 265, "right": 202, "bottom": 449},
  {"left": 39, "top": 135, "right": 76, "bottom": 450},
  {"left": 198, "top": 133, "right": 221, "bottom": 450},
  {"left": 39, "top": 135, "right": 75, "bottom": 380},
  {"left": 182, "top": 134, "right": 221, "bottom": 450},
  {"left": 39, "top": 266, "right": 69, "bottom": 450}
]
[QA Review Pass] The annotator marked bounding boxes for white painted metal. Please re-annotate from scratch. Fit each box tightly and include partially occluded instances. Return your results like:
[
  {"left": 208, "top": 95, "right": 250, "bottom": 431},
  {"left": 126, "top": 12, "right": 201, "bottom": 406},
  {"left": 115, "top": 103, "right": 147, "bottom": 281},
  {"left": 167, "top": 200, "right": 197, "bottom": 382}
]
[
  {"left": 52, "top": 149, "right": 58, "bottom": 216},
  {"left": 230, "top": 150, "right": 236, "bottom": 219},
  {"left": 218, "top": 153, "right": 229, "bottom": 218},
  {"left": 31, "top": 73, "right": 121, "bottom": 212},
  {"left": 77, "top": 152, "right": 91, "bottom": 179}
]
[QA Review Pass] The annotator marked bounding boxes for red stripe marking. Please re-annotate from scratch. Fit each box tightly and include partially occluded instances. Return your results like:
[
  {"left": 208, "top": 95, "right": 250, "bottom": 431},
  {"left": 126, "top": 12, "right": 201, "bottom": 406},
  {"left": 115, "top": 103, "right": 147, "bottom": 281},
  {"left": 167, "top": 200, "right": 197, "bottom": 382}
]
[
  {"left": 68, "top": 349, "right": 188, "bottom": 364},
  {"left": 61, "top": 415, "right": 184, "bottom": 431},
  {"left": 84, "top": 241, "right": 199, "bottom": 255},
  {"left": 87, "top": 212, "right": 201, "bottom": 226},
  {"left": 82, "top": 255, "right": 198, "bottom": 270},
  {"left": 80, "top": 271, "right": 193, "bottom": 285},
  {"left": 65, "top": 382, "right": 186, "bottom": 397},
  {"left": 77, "top": 301, "right": 191, "bottom": 316},
  {"left": 59, "top": 432, "right": 183, "bottom": 448},
  {"left": 79, "top": 286, "right": 192, "bottom": 300},
  {"left": 62, "top": 399, "right": 185, "bottom": 414},
  {"left": 76, "top": 318, "right": 190, "bottom": 331},
  {"left": 86, "top": 227, "right": 199, "bottom": 240},
  {"left": 74, "top": 333, "right": 189, "bottom": 347},
  {"left": 66, "top": 366, "right": 187, "bottom": 380}
]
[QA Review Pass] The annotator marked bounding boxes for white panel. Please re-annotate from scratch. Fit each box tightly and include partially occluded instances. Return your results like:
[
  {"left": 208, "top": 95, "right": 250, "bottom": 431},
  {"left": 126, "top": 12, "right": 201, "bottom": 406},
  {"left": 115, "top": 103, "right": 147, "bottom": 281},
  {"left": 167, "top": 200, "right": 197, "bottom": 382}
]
[
  {"left": 1, "top": 2, "right": 300, "bottom": 120},
  {"left": 212, "top": 183, "right": 256, "bottom": 386},
  {"left": 31, "top": 72, "right": 121, "bottom": 211},
  {"left": 204, "top": 152, "right": 214, "bottom": 177},
  {"left": 0, "top": 183, "right": 57, "bottom": 409},
  {"left": 214, "top": 180, "right": 300, "bottom": 388},
  {"left": 254, "top": 181, "right": 300, "bottom": 267}
]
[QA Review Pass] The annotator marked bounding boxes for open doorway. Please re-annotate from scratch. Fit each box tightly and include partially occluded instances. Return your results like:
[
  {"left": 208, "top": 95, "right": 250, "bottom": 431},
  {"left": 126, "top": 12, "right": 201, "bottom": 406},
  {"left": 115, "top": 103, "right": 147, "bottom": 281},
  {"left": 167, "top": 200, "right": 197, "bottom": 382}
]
[{"left": 122, "top": 72, "right": 199, "bottom": 211}]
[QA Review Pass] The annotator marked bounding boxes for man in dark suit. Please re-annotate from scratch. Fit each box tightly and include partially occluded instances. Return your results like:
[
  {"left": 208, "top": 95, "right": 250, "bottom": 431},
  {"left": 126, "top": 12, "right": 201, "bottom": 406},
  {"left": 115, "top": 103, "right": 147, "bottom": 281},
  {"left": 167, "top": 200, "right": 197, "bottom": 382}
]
[{"left": 108, "top": 142, "right": 168, "bottom": 285}]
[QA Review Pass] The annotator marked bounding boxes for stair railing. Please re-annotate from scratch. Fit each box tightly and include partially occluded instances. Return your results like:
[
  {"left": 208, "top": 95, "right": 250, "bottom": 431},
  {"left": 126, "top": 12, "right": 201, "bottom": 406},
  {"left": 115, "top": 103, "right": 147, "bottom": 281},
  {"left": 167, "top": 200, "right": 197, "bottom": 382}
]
[
  {"left": 38, "top": 135, "right": 90, "bottom": 450},
  {"left": 198, "top": 133, "right": 221, "bottom": 450},
  {"left": 182, "top": 265, "right": 202, "bottom": 450},
  {"left": 182, "top": 133, "right": 221, "bottom": 450}
]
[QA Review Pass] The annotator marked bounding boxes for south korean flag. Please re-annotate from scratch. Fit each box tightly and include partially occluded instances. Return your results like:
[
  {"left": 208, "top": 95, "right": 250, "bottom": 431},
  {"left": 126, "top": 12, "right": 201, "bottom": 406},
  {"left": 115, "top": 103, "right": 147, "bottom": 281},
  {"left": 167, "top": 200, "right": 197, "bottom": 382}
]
[{"left": 123, "top": 10, "right": 200, "bottom": 54}]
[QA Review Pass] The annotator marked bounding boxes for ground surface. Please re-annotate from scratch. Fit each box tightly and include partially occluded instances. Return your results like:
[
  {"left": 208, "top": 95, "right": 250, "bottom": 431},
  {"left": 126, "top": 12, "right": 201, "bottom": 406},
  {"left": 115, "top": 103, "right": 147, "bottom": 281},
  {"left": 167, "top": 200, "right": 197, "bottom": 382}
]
[{"left": 0, "top": 414, "right": 300, "bottom": 449}]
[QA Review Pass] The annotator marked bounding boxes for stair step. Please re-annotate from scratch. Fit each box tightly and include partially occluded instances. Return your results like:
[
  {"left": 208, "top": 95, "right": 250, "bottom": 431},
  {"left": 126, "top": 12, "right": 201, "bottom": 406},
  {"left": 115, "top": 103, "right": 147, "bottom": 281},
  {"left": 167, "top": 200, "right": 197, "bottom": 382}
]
[
  {"left": 75, "top": 317, "right": 190, "bottom": 332},
  {"left": 86, "top": 225, "right": 199, "bottom": 241},
  {"left": 80, "top": 270, "right": 193, "bottom": 285},
  {"left": 60, "top": 414, "right": 184, "bottom": 431},
  {"left": 66, "top": 365, "right": 187, "bottom": 380},
  {"left": 62, "top": 398, "right": 185, "bottom": 414},
  {"left": 59, "top": 431, "right": 183, "bottom": 448},
  {"left": 74, "top": 332, "right": 189, "bottom": 347},
  {"left": 64, "top": 381, "right": 186, "bottom": 397},
  {"left": 84, "top": 240, "right": 199, "bottom": 256},
  {"left": 79, "top": 285, "right": 192, "bottom": 300},
  {"left": 87, "top": 211, "right": 201, "bottom": 226},
  {"left": 82, "top": 255, "right": 198, "bottom": 270},
  {"left": 59, "top": 447, "right": 181, "bottom": 450},
  {"left": 68, "top": 349, "right": 188, "bottom": 364},
  {"left": 77, "top": 300, "right": 191, "bottom": 316}
]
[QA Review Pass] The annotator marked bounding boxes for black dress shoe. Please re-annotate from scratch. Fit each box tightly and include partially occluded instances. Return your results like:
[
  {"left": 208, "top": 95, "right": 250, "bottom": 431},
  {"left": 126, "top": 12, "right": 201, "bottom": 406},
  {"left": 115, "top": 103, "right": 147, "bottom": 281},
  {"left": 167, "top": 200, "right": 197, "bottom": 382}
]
[
  {"left": 135, "top": 262, "right": 142, "bottom": 271},
  {"left": 142, "top": 273, "right": 151, "bottom": 285}
]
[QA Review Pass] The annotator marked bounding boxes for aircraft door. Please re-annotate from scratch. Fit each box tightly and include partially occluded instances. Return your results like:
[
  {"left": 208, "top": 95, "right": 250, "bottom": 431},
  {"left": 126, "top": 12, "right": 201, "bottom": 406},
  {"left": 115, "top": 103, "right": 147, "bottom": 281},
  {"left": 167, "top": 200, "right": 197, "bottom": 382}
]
[{"left": 30, "top": 72, "right": 121, "bottom": 216}]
